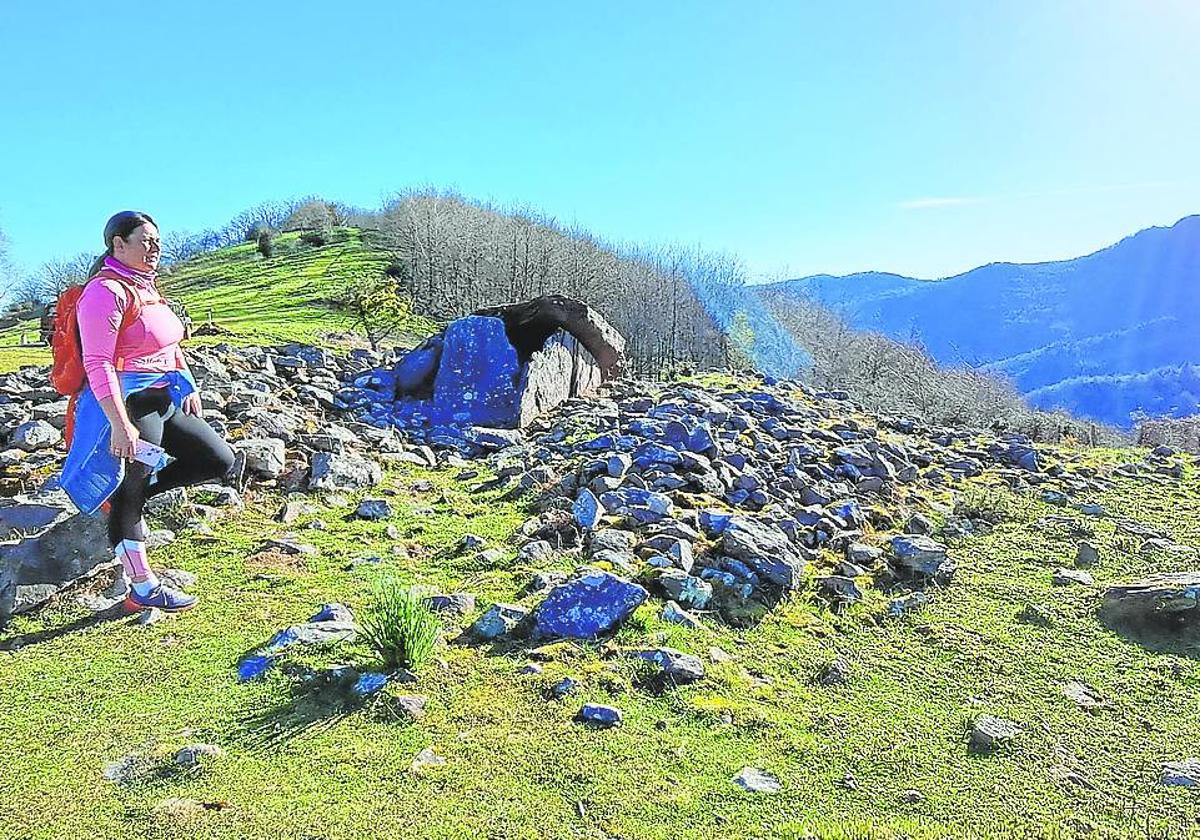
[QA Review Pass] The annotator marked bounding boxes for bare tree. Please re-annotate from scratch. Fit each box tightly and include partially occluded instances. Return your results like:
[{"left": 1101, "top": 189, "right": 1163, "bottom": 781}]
[
  {"left": 18, "top": 252, "right": 97, "bottom": 304},
  {"left": 0, "top": 224, "right": 14, "bottom": 309}
]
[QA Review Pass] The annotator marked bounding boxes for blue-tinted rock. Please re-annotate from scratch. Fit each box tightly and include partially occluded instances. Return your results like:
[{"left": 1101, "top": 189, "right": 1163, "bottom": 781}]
[
  {"left": 628, "top": 418, "right": 667, "bottom": 438},
  {"left": 581, "top": 433, "right": 638, "bottom": 452},
  {"left": 265, "top": 621, "right": 358, "bottom": 652},
  {"left": 237, "top": 654, "right": 275, "bottom": 682},
  {"left": 721, "top": 557, "right": 758, "bottom": 584},
  {"left": 788, "top": 443, "right": 821, "bottom": 463},
  {"left": 551, "top": 676, "right": 580, "bottom": 698},
  {"left": 1161, "top": 759, "right": 1200, "bottom": 787},
  {"left": 606, "top": 454, "right": 632, "bottom": 478},
  {"left": 888, "top": 590, "right": 931, "bottom": 616},
  {"left": 632, "top": 443, "right": 683, "bottom": 469},
  {"left": 469, "top": 603, "right": 529, "bottom": 640},
  {"left": 819, "top": 575, "right": 863, "bottom": 605},
  {"left": 890, "top": 535, "right": 955, "bottom": 578},
  {"left": 1012, "top": 446, "right": 1040, "bottom": 472},
  {"left": 426, "top": 591, "right": 476, "bottom": 616},
  {"left": 658, "top": 568, "right": 713, "bottom": 609},
  {"left": 721, "top": 516, "right": 807, "bottom": 589},
  {"left": 1041, "top": 490, "right": 1070, "bottom": 507},
  {"left": 699, "top": 509, "right": 734, "bottom": 537},
  {"left": 431, "top": 316, "right": 522, "bottom": 427},
  {"left": 829, "top": 500, "right": 864, "bottom": 528},
  {"left": 666, "top": 539, "right": 694, "bottom": 572},
  {"left": 627, "top": 506, "right": 670, "bottom": 525},
  {"left": 333, "top": 387, "right": 377, "bottom": 411},
  {"left": 661, "top": 599, "right": 704, "bottom": 628},
  {"left": 598, "top": 488, "right": 673, "bottom": 516},
  {"left": 309, "top": 603, "right": 355, "bottom": 623},
  {"left": 801, "top": 486, "right": 833, "bottom": 507},
  {"left": 687, "top": 423, "right": 716, "bottom": 454},
  {"left": 775, "top": 518, "right": 802, "bottom": 541},
  {"left": 532, "top": 568, "right": 649, "bottom": 639},
  {"left": 625, "top": 647, "right": 705, "bottom": 682},
  {"left": 574, "top": 489, "right": 603, "bottom": 529},
  {"left": 576, "top": 703, "right": 622, "bottom": 727},
  {"left": 394, "top": 336, "right": 444, "bottom": 395},
  {"left": 735, "top": 473, "right": 761, "bottom": 492},
  {"left": 700, "top": 567, "right": 754, "bottom": 599},
  {"left": 464, "top": 426, "right": 524, "bottom": 450},
  {"left": 355, "top": 499, "right": 393, "bottom": 520},
  {"left": 835, "top": 463, "right": 863, "bottom": 481},
  {"left": 794, "top": 507, "right": 824, "bottom": 526},
  {"left": 834, "top": 445, "right": 874, "bottom": 468},
  {"left": 351, "top": 672, "right": 389, "bottom": 697},
  {"left": 0, "top": 503, "right": 64, "bottom": 536}
]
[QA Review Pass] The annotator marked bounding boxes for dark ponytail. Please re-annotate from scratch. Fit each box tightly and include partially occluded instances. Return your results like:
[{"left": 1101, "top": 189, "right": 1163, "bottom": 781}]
[{"left": 87, "top": 210, "right": 157, "bottom": 277}]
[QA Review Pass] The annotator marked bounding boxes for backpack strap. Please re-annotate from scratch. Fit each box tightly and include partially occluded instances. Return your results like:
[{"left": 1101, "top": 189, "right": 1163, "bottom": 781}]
[{"left": 87, "top": 269, "right": 164, "bottom": 372}]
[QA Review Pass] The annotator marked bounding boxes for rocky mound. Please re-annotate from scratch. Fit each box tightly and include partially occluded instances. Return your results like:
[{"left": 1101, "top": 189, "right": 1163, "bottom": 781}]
[{"left": 2, "top": 342, "right": 1196, "bottom": 636}]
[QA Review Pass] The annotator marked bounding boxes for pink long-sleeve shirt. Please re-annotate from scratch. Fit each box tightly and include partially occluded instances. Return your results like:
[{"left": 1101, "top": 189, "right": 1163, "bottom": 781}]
[{"left": 77, "top": 256, "right": 189, "bottom": 402}]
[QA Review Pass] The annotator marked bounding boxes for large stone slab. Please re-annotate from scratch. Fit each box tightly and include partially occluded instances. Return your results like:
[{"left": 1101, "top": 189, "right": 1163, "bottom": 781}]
[
  {"left": 431, "top": 316, "right": 522, "bottom": 427},
  {"left": 516, "top": 331, "right": 601, "bottom": 428},
  {"left": 474, "top": 294, "right": 626, "bottom": 380},
  {"left": 890, "top": 535, "right": 956, "bottom": 578},
  {"left": 1, "top": 502, "right": 113, "bottom": 620}
]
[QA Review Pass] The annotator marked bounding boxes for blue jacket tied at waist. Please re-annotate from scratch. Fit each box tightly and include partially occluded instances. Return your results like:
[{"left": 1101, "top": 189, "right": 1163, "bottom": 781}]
[{"left": 59, "top": 370, "right": 198, "bottom": 516}]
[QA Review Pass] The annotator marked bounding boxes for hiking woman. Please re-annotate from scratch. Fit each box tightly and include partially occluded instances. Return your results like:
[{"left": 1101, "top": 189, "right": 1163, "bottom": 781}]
[{"left": 59, "top": 211, "right": 234, "bottom": 613}]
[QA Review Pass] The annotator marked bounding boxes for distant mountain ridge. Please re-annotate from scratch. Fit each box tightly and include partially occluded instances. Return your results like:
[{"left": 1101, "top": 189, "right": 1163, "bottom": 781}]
[{"left": 760, "top": 215, "right": 1200, "bottom": 428}]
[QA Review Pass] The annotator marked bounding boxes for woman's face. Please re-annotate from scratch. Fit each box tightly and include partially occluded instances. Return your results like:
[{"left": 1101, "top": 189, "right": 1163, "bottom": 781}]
[{"left": 112, "top": 223, "right": 161, "bottom": 273}]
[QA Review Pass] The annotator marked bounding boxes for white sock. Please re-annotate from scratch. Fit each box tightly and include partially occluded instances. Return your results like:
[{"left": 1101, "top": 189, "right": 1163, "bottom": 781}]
[{"left": 117, "top": 540, "right": 160, "bottom": 596}]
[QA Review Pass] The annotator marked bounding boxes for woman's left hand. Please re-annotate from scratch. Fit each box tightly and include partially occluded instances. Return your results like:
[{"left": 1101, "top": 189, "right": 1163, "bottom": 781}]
[{"left": 181, "top": 393, "right": 203, "bottom": 416}]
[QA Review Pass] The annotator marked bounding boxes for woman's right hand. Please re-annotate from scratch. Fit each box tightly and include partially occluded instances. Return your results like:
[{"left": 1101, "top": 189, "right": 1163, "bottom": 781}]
[{"left": 110, "top": 422, "right": 141, "bottom": 460}]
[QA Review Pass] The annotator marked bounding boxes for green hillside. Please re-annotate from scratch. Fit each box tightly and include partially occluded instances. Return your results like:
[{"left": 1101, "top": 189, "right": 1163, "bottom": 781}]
[
  {"left": 0, "top": 228, "right": 435, "bottom": 373},
  {"left": 1, "top": 236, "right": 1198, "bottom": 840}
]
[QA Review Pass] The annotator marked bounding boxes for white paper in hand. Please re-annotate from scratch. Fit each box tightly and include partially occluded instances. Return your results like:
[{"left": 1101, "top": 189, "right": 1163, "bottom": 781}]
[{"left": 132, "top": 439, "right": 166, "bottom": 468}]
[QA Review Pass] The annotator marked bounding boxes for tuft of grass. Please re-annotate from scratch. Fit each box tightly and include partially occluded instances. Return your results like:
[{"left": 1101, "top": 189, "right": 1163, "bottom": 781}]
[{"left": 358, "top": 578, "right": 440, "bottom": 671}]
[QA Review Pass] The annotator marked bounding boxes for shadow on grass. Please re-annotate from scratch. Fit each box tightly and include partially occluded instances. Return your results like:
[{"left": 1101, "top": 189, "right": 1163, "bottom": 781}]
[
  {"left": 236, "top": 662, "right": 410, "bottom": 750},
  {"left": 0, "top": 602, "right": 130, "bottom": 652},
  {"left": 1101, "top": 613, "right": 1200, "bottom": 659},
  {"left": 239, "top": 691, "right": 356, "bottom": 750}
]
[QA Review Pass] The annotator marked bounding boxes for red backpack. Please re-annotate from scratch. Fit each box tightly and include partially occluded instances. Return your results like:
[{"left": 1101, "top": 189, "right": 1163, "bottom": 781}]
[{"left": 50, "top": 270, "right": 150, "bottom": 446}]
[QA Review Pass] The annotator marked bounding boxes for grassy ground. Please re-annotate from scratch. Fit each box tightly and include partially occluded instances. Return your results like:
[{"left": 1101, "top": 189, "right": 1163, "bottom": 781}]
[
  {"left": 1, "top": 441, "right": 1198, "bottom": 840},
  {"left": 0, "top": 316, "right": 49, "bottom": 372}
]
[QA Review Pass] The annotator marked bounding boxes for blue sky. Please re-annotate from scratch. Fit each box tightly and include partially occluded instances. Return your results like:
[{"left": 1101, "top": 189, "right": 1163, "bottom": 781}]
[{"left": 1, "top": 1, "right": 1197, "bottom": 282}]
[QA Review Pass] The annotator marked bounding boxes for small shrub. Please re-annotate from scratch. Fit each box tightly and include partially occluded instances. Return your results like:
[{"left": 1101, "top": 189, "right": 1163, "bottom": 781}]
[
  {"left": 257, "top": 231, "right": 274, "bottom": 258},
  {"left": 384, "top": 261, "right": 410, "bottom": 283},
  {"left": 359, "top": 579, "right": 440, "bottom": 671},
  {"left": 299, "top": 230, "right": 328, "bottom": 247},
  {"left": 244, "top": 222, "right": 276, "bottom": 242}
]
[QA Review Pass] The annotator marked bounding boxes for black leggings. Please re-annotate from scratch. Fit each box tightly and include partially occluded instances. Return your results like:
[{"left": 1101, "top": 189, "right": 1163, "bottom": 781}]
[{"left": 107, "top": 387, "right": 236, "bottom": 547}]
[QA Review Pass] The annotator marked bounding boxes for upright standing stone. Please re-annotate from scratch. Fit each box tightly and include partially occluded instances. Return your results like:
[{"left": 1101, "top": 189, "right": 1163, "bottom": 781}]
[{"left": 431, "top": 316, "right": 522, "bottom": 427}]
